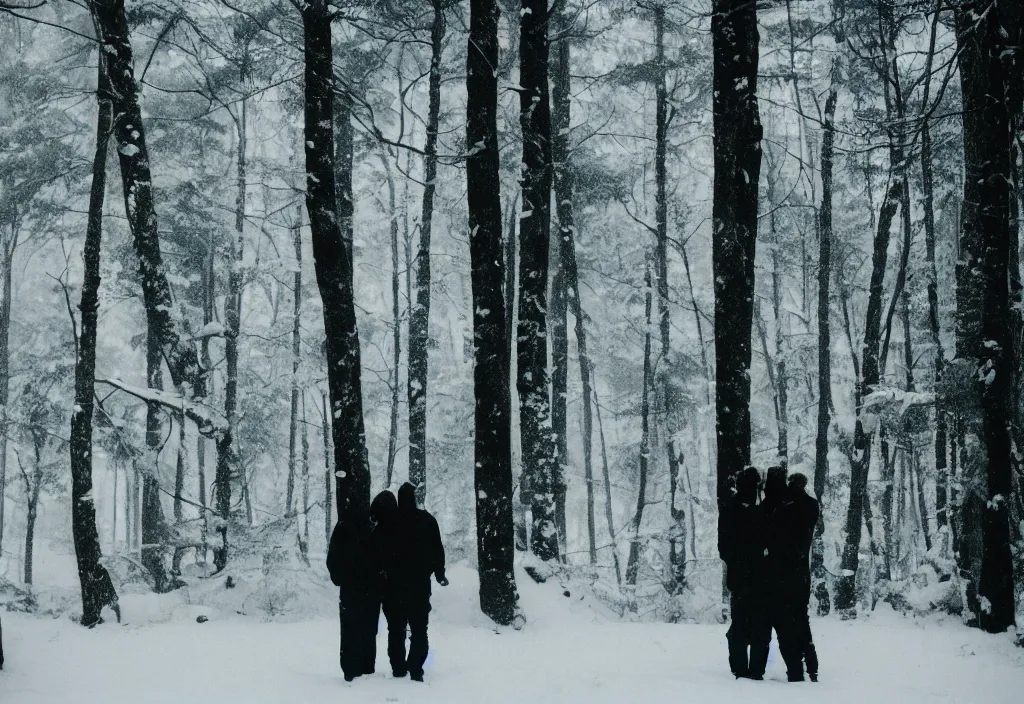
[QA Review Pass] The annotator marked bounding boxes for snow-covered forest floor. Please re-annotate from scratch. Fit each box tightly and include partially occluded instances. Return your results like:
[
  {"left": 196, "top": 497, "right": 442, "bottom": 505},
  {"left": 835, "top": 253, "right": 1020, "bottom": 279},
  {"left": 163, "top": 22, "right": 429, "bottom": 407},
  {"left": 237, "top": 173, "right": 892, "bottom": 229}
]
[{"left": 2, "top": 563, "right": 1022, "bottom": 704}]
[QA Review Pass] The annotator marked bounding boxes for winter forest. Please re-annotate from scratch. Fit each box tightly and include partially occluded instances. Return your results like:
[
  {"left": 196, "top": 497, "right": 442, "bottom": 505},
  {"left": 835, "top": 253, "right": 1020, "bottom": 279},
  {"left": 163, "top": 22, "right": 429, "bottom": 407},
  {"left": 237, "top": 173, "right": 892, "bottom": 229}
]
[{"left": 0, "top": 0, "right": 1023, "bottom": 700}]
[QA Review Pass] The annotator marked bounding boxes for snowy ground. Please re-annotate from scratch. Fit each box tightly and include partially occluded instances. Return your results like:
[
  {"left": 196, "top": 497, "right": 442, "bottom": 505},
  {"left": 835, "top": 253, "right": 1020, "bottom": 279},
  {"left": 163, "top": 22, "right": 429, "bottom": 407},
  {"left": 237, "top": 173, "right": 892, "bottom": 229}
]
[{"left": 2, "top": 564, "right": 1022, "bottom": 704}]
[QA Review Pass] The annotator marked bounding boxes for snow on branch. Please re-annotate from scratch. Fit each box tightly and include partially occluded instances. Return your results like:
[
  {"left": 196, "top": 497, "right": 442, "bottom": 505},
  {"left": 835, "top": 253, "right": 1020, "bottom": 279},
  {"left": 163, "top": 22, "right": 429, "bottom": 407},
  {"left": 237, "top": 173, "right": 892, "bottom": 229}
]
[
  {"left": 96, "top": 377, "right": 229, "bottom": 437},
  {"left": 862, "top": 387, "right": 936, "bottom": 418}
]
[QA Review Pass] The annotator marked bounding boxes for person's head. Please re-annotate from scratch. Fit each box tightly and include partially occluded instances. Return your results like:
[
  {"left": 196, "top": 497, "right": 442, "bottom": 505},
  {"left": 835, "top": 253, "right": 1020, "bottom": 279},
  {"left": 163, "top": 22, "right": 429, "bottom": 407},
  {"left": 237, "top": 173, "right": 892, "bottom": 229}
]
[
  {"left": 764, "top": 465, "right": 788, "bottom": 499},
  {"left": 788, "top": 472, "right": 809, "bottom": 496},
  {"left": 398, "top": 482, "right": 418, "bottom": 511},
  {"left": 370, "top": 490, "right": 398, "bottom": 525},
  {"left": 735, "top": 466, "right": 762, "bottom": 501}
]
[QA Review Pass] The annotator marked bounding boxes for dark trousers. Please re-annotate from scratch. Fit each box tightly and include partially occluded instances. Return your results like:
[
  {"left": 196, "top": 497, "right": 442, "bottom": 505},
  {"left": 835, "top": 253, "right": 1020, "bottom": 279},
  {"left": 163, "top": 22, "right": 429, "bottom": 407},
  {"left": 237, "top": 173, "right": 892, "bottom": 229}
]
[
  {"left": 769, "top": 596, "right": 807, "bottom": 680},
  {"left": 382, "top": 593, "right": 431, "bottom": 677},
  {"left": 794, "top": 597, "right": 818, "bottom": 675},
  {"left": 339, "top": 599, "right": 380, "bottom": 679},
  {"left": 727, "top": 589, "right": 770, "bottom": 678}
]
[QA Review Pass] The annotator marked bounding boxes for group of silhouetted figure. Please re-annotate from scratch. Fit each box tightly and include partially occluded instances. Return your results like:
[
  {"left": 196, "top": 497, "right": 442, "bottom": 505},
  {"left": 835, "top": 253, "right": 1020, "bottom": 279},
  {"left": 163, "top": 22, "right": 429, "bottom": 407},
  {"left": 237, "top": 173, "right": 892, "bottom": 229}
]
[
  {"left": 326, "top": 482, "right": 448, "bottom": 683},
  {"left": 719, "top": 465, "right": 820, "bottom": 682}
]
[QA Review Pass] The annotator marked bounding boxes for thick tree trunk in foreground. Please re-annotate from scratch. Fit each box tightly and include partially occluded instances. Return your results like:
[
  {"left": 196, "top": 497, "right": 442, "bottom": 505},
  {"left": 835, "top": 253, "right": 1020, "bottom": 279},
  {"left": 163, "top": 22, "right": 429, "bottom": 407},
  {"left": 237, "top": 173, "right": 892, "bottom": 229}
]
[
  {"left": 712, "top": 0, "right": 762, "bottom": 531},
  {"left": 407, "top": 0, "right": 444, "bottom": 506},
  {"left": 322, "top": 391, "right": 333, "bottom": 545},
  {"left": 302, "top": 0, "right": 371, "bottom": 522},
  {"left": 468, "top": 0, "right": 518, "bottom": 624},
  {"left": 517, "top": 0, "right": 558, "bottom": 562},
  {"left": 70, "top": 56, "right": 119, "bottom": 627},
  {"left": 142, "top": 336, "right": 169, "bottom": 591},
  {"left": 813, "top": 70, "right": 837, "bottom": 615},
  {"left": 956, "top": 2, "right": 1017, "bottom": 633}
]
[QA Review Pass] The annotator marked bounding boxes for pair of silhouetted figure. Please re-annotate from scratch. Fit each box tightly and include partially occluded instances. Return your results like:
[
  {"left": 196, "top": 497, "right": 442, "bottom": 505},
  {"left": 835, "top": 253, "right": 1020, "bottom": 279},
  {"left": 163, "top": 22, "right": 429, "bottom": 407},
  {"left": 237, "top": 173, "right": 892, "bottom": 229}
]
[
  {"left": 326, "top": 482, "right": 447, "bottom": 683},
  {"left": 719, "top": 465, "right": 819, "bottom": 682}
]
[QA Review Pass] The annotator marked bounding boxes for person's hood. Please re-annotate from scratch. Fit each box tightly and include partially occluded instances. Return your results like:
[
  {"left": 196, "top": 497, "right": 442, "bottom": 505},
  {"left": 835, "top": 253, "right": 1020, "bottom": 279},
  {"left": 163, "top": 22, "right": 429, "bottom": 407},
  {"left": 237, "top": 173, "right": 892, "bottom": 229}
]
[
  {"left": 370, "top": 490, "right": 398, "bottom": 523},
  {"left": 398, "top": 482, "right": 417, "bottom": 511}
]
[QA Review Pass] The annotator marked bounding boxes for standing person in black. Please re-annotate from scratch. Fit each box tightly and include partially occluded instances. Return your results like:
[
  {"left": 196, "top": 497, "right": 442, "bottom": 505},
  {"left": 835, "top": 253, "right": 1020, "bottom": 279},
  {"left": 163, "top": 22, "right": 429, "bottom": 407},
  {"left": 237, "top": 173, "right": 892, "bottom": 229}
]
[
  {"left": 788, "top": 472, "right": 820, "bottom": 681},
  {"left": 326, "top": 491, "right": 396, "bottom": 681},
  {"left": 762, "top": 465, "right": 806, "bottom": 682},
  {"left": 0, "top": 613, "right": 4, "bottom": 670},
  {"left": 719, "top": 466, "right": 770, "bottom": 679},
  {"left": 380, "top": 482, "right": 448, "bottom": 682}
]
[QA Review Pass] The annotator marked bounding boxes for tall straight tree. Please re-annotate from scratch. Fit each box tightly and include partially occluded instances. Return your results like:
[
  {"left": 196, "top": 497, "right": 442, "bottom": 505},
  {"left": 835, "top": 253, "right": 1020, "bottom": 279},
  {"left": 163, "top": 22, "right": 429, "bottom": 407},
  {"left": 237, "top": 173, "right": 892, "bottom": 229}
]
[
  {"left": 88, "top": 0, "right": 215, "bottom": 567},
  {"left": 69, "top": 53, "right": 119, "bottom": 628},
  {"left": 407, "top": 0, "right": 445, "bottom": 506},
  {"left": 711, "top": 0, "right": 762, "bottom": 527},
  {"left": 301, "top": 0, "right": 371, "bottom": 520},
  {"left": 813, "top": 63, "right": 838, "bottom": 616},
  {"left": 517, "top": 0, "right": 558, "bottom": 562},
  {"left": 467, "top": 0, "right": 518, "bottom": 624},
  {"left": 955, "top": 0, "right": 1017, "bottom": 634}
]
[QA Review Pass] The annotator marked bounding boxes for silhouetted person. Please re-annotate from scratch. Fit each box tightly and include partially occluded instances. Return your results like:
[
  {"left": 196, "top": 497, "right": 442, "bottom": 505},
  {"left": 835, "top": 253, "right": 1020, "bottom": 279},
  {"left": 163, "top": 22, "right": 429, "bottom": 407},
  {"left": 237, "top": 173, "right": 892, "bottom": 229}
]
[
  {"left": 719, "top": 466, "right": 770, "bottom": 679},
  {"left": 327, "top": 491, "right": 396, "bottom": 681},
  {"left": 762, "top": 465, "right": 806, "bottom": 682},
  {"left": 379, "top": 482, "right": 447, "bottom": 682},
  {"left": 0, "top": 612, "right": 4, "bottom": 670},
  {"left": 788, "top": 472, "right": 820, "bottom": 681}
]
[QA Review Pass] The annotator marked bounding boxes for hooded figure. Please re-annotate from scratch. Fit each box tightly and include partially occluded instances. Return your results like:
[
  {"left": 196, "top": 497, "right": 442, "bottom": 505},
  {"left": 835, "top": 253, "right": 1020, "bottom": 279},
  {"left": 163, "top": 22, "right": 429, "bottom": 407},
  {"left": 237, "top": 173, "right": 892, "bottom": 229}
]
[
  {"left": 787, "top": 473, "right": 820, "bottom": 681},
  {"left": 326, "top": 491, "right": 396, "bottom": 681},
  {"left": 762, "top": 465, "right": 807, "bottom": 682},
  {"left": 720, "top": 466, "right": 770, "bottom": 679},
  {"left": 379, "top": 482, "right": 447, "bottom": 681}
]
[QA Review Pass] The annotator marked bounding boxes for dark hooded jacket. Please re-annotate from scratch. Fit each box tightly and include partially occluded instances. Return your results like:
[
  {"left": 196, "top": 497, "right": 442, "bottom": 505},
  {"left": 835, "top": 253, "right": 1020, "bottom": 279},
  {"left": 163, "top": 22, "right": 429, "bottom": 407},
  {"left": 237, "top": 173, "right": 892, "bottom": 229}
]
[
  {"left": 719, "top": 468, "right": 766, "bottom": 593},
  {"left": 382, "top": 483, "right": 446, "bottom": 598},
  {"left": 326, "top": 492, "right": 397, "bottom": 605}
]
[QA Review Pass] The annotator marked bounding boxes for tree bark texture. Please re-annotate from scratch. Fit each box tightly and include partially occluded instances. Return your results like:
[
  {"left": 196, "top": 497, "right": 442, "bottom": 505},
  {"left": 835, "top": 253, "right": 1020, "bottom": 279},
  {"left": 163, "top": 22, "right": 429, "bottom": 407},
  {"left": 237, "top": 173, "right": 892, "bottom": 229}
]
[
  {"left": 467, "top": 0, "right": 518, "bottom": 624},
  {"left": 302, "top": 0, "right": 372, "bottom": 522}
]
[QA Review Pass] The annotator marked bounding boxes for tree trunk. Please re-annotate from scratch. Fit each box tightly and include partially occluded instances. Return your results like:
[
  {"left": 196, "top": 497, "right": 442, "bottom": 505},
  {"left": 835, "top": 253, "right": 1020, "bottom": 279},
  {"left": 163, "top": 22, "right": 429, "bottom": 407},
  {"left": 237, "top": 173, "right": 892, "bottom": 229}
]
[
  {"left": 552, "top": 13, "right": 595, "bottom": 564},
  {"left": 593, "top": 383, "right": 622, "bottom": 585},
  {"left": 467, "top": 0, "right": 518, "bottom": 624},
  {"left": 653, "top": 5, "right": 670, "bottom": 357},
  {"left": 300, "top": 392, "right": 310, "bottom": 559},
  {"left": 303, "top": 0, "right": 372, "bottom": 522},
  {"left": 23, "top": 434, "right": 43, "bottom": 586},
  {"left": 834, "top": 177, "right": 903, "bottom": 615},
  {"left": 69, "top": 54, "right": 119, "bottom": 626},
  {"left": 626, "top": 263, "right": 653, "bottom": 587},
  {"left": 517, "top": 0, "right": 557, "bottom": 563},
  {"left": 0, "top": 233, "right": 13, "bottom": 559},
  {"left": 287, "top": 210, "right": 302, "bottom": 516},
  {"left": 955, "top": 2, "right": 1017, "bottom": 633},
  {"left": 813, "top": 67, "right": 837, "bottom": 616},
  {"left": 711, "top": 0, "right": 761, "bottom": 530},
  {"left": 142, "top": 333, "right": 169, "bottom": 592},
  {"left": 322, "top": 391, "right": 333, "bottom": 546},
  {"left": 383, "top": 154, "right": 401, "bottom": 489},
  {"left": 407, "top": 0, "right": 444, "bottom": 506}
]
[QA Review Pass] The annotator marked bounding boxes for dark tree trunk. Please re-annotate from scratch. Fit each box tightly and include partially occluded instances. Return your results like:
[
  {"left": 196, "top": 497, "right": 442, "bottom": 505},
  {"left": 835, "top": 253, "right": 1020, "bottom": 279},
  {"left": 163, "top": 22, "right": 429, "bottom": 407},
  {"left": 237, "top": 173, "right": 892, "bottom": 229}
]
[
  {"left": 300, "top": 392, "right": 310, "bottom": 559},
  {"left": 467, "top": 0, "right": 518, "bottom": 624},
  {"left": 383, "top": 155, "right": 401, "bottom": 489},
  {"left": 287, "top": 213, "right": 302, "bottom": 516},
  {"left": 712, "top": 0, "right": 761, "bottom": 529},
  {"left": 0, "top": 231, "right": 13, "bottom": 558},
  {"left": 517, "top": 0, "right": 557, "bottom": 562},
  {"left": 552, "top": 13, "right": 595, "bottom": 564},
  {"left": 594, "top": 383, "right": 622, "bottom": 585},
  {"left": 322, "top": 391, "right": 333, "bottom": 546},
  {"left": 335, "top": 90, "right": 354, "bottom": 274},
  {"left": 626, "top": 263, "right": 654, "bottom": 587},
  {"left": 813, "top": 68, "right": 837, "bottom": 616},
  {"left": 70, "top": 54, "right": 119, "bottom": 627},
  {"left": 956, "top": 2, "right": 1017, "bottom": 633},
  {"left": 303, "top": 0, "right": 371, "bottom": 522},
  {"left": 653, "top": 6, "right": 670, "bottom": 357},
  {"left": 23, "top": 434, "right": 43, "bottom": 586},
  {"left": 834, "top": 178, "right": 903, "bottom": 614},
  {"left": 142, "top": 334, "right": 169, "bottom": 592},
  {"left": 407, "top": 0, "right": 444, "bottom": 506},
  {"left": 89, "top": 0, "right": 205, "bottom": 396}
]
